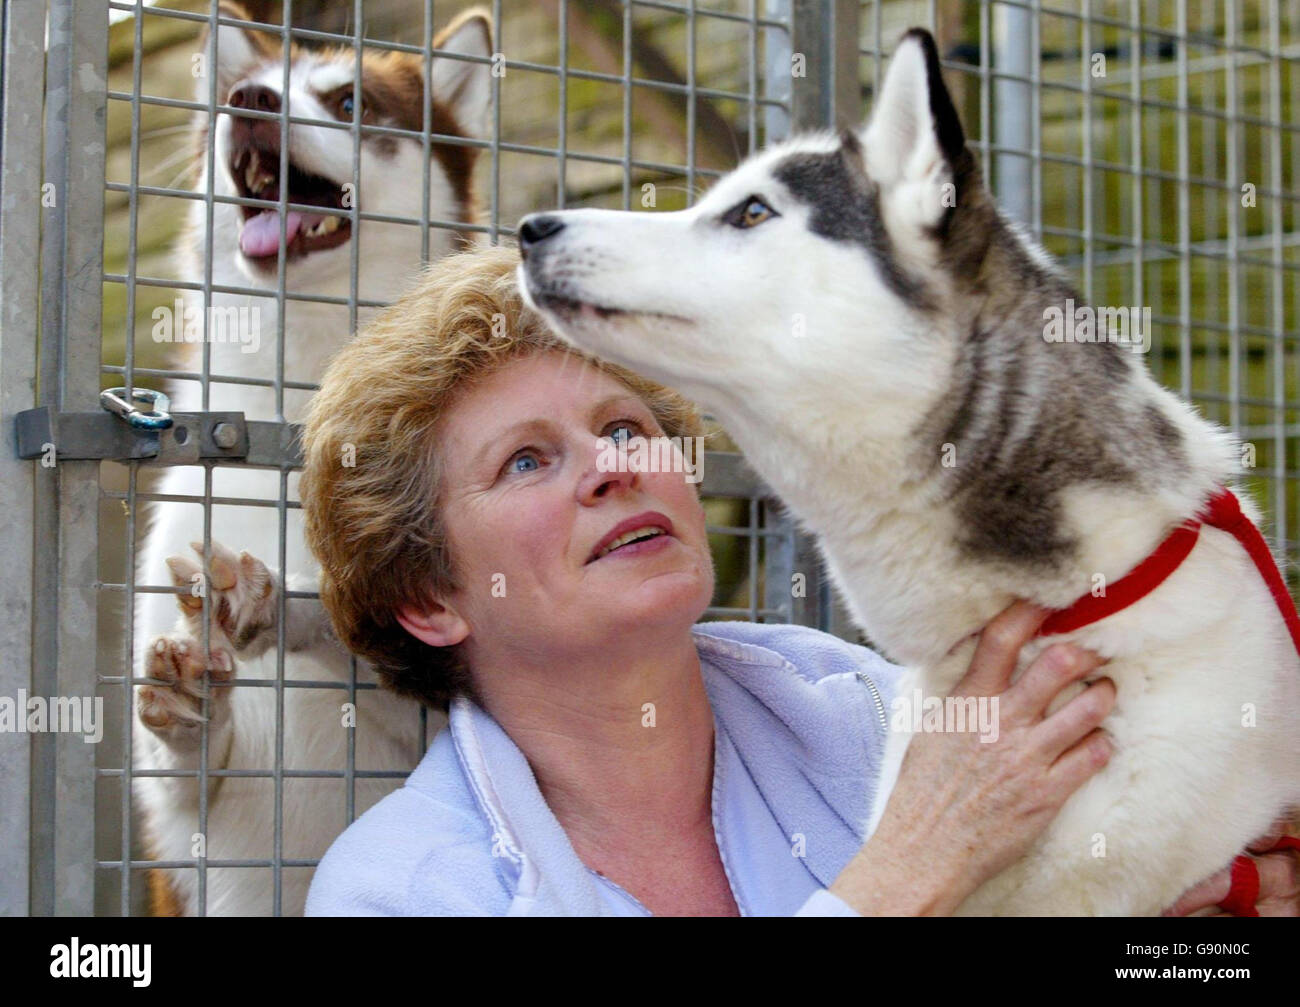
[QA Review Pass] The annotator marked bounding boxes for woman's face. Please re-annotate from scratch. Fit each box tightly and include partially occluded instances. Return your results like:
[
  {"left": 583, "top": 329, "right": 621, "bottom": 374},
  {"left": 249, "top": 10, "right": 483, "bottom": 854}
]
[{"left": 418, "top": 349, "right": 715, "bottom": 667}]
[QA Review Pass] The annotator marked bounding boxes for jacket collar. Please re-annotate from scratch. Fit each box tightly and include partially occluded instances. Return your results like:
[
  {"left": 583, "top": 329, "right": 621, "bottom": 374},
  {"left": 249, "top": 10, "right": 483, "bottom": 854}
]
[
  {"left": 447, "top": 622, "right": 884, "bottom": 914},
  {"left": 690, "top": 624, "right": 883, "bottom": 887}
]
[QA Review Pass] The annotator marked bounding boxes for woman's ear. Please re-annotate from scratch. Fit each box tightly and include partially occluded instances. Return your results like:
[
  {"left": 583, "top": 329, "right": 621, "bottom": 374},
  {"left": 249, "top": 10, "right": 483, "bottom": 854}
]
[{"left": 396, "top": 597, "right": 471, "bottom": 648}]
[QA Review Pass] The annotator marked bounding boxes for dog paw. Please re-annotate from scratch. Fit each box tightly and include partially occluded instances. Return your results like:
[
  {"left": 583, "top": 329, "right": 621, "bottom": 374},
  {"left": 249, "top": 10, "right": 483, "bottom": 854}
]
[
  {"left": 165, "top": 540, "right": 279, "bottom": 653},
  {"left": 137, "top": 635, "right": 235, "bottom": 738}
]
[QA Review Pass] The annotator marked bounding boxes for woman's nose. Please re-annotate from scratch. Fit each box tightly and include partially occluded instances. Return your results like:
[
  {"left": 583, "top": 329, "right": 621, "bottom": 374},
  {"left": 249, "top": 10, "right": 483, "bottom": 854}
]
[{"left": 577, "top": 436, "right": 637, "bottom": 501}]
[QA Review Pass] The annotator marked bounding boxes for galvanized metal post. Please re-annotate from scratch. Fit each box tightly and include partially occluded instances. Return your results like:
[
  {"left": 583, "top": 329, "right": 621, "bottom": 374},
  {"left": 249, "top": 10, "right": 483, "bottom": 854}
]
[
  {"left": 762, "top": 0, "right": 861, "bottom": 635},
  {"left": 993, "top": 2, "right": 1032, "bottom": 226},
  {"left": 31, "top": 0, "right": 108, "bottom": 916},
  {"left": 769, "top": 0, "right": 858, "bottom": 136},
  {"left": 765, "top": 502, "right": 829, "bottom": 630},
  {"left": 764, "top": 0, "right": 793, "bottom": 141},
  {"left": 0, "top": 0, "right": 48, "bottom": 918},
  {"left": 829, "top": 0, "right": 860, "bottom": 128}
]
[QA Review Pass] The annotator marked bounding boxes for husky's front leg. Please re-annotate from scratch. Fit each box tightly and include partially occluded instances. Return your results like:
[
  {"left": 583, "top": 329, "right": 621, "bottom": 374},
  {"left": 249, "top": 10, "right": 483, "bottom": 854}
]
[
  {"left": 134, "top": 542, "right": 271, "bottom": 794},
  {"left": 134, "top": 541, "right": 331, "bottom": 782},
  {"left": 167, "top": 541, "right": 333, "bottom": 657}
]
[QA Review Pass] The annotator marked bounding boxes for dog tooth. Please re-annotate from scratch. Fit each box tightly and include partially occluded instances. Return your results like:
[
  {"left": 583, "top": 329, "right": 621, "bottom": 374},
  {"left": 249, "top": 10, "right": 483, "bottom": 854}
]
[{"left": 305, "top": 216, "right": 341, "bottom": 239}]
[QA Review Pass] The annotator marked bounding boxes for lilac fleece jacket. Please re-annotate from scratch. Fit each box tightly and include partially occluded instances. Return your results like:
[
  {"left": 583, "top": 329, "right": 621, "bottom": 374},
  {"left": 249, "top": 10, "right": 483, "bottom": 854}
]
[{"left": 304, "top": 620, "right": 906, "bottom": 916}]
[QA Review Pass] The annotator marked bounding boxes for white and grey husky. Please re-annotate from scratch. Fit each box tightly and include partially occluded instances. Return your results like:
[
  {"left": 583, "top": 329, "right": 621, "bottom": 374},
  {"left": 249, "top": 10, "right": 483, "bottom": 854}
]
[
  {"left": 517, "top": 28, "right": 1300, "bottom": 914},
  {"left": 133, "top": 2, "right": 491, "bottom": 915}
]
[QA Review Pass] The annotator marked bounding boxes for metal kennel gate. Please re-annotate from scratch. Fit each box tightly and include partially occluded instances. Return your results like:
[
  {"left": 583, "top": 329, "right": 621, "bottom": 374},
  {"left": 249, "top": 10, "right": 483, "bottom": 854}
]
[
  {"left": 1, "top": 0, "right": 853, "bottom": 917},
  {"left": 3, "top": 0, "right": 1297, "bottom": 916}
]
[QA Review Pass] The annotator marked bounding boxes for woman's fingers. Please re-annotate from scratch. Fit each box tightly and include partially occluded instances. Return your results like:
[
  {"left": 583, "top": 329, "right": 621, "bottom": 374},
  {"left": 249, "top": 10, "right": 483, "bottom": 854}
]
[
  {"left": 1032, "top": 677, "right": 1117, "bottom": 759},
  {"left": 1255, "top": 849, "right": 1300, "bottom": 915},
  {"left": 957, "top": 601, "right": 1050, "bottom": 696},
  {"left": 1162, "top": 866, "right": 1232, "bottom": 917},
  {"left": 1006, "top": 643, "right": 1107, "bottom": 721},
  {"left": 1045, "top": 725, "right": 1115, "bottom": 794},
  {"left": 1163, "top": 827, "right": 1300, "bottom": 917}
]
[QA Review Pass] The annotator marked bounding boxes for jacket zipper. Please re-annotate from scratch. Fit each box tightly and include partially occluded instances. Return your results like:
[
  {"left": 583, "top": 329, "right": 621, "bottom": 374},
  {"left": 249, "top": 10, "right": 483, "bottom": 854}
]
[{"left": 856, "top": 671, "right": 888, "bottom": 735}]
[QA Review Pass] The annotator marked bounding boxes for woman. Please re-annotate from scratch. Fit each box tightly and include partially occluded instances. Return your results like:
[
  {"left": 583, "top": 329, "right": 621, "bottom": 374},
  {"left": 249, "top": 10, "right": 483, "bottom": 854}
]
[{"left": 300, "top": 245, "right": 1297, "bottom": 916}]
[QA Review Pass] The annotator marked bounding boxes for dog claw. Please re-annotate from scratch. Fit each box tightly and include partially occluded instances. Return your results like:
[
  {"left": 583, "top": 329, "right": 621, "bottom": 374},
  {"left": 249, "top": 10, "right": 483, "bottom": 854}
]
[
  {"left": 190, "top": 540, "right": 241, "bottom": 591},
  {"left": 166, "top": 554, "right": 205, "bottom": 611},
  {"left": 138, "top": 634, "right": 236, "bottom": 735},
  {"left": 167, "top": 539, "right": 278, "bottom": 653}
]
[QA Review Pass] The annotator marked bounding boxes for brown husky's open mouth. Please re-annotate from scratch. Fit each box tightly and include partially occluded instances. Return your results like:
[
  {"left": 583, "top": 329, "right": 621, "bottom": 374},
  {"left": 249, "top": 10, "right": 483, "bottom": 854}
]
[{"left": 230, "top": 141, "right": 352, "bottom": 264}]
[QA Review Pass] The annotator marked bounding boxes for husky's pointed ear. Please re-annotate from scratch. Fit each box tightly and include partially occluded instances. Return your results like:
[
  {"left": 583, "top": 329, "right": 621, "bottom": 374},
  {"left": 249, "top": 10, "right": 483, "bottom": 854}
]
[
  {"left": 207, "top": 1, "right": 279, "bottom": 103},
  {"left": 432, "top": 8, "right": 493, "bottom": 140},
  {"left": 861, "top": 28, "right": 964, "bottom": 229}
]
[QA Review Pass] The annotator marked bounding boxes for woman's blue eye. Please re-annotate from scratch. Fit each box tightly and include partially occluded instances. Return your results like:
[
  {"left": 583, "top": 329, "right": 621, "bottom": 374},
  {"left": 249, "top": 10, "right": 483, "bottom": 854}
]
[
  {"left": 508, "top": 451, "right": 540, "bottom": 474},
  {"left": 608, "top": 422, "right": 637, "bottom": 445}
]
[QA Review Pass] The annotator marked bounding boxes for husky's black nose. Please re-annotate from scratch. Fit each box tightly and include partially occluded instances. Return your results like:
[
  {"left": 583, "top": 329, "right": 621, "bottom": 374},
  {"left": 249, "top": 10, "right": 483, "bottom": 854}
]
[{"left": 518, "top": 214, "right": 565, "bottom": 254}]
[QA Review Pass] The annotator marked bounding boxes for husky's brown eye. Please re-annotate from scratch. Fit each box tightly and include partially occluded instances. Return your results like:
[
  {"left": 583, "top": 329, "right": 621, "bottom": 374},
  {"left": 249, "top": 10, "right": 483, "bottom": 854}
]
[{"left": 724, "top": 196, "right": 777, "bottom": 229}]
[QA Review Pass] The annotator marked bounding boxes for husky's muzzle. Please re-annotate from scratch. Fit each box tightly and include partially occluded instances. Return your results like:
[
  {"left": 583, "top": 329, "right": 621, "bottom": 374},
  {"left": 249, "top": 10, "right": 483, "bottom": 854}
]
[{"left": 226, "top": 82, "right": 352, "bottom": 265}]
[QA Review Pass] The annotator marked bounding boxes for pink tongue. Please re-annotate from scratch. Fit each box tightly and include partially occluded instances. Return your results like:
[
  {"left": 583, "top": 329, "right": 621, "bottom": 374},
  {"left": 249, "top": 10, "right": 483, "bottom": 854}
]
[{"left": 240, "top": 209, "right": 307, "bottom": 257}]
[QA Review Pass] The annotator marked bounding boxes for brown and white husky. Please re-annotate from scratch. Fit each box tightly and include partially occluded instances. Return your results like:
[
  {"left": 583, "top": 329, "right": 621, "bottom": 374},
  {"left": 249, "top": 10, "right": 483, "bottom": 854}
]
[{"left": 133, "top": 2, "right": 492, "bottom": 916}]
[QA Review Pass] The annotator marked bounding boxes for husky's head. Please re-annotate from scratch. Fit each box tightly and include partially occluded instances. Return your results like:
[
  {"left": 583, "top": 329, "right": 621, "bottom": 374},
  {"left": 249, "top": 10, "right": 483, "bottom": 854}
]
[
  {"left": 195, "top": 2, "right": 491, "bottom": 295},
  {"left": 517, "top": 28, "right": 1004, "bottom": 444}
]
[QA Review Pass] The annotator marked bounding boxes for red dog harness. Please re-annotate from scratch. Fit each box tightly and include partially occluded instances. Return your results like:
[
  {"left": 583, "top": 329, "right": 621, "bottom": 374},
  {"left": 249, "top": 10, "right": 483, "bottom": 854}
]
[{"left": 1036, "top": 485, "right": 1300, "bottom": 916}]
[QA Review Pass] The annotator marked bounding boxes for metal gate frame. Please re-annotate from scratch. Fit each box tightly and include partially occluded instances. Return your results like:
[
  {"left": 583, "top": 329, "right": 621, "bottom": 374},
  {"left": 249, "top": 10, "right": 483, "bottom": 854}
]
[
  {"left": 3, "top": 0, "right": 108, "bottom": 917},
  {"left": 3, "top": 0, "right": 869, "bottom": 916}
]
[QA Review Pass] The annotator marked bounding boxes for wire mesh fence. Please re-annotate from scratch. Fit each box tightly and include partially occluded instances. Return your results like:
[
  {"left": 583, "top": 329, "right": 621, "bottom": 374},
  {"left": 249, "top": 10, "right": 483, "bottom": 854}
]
[{"left": 2, "top": 0, "right": 1296, "bottom": 916}]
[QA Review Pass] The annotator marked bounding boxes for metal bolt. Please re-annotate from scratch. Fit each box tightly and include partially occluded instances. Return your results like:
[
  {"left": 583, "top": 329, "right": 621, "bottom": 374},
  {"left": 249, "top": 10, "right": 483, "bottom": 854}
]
[{"left": 212, "top": 422, "right": 239, "bottom": 449}]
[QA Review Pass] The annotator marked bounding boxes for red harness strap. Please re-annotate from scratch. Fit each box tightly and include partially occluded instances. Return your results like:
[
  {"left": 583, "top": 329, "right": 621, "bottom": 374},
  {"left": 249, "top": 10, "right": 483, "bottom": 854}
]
[
  {"left": 1221, "top": 837, "right": 1300, "bottom": 917},
  {"left": 1035, "top": 485, "right": 1300, "bottom": 915},
  {"left": 1036, "top": 485, "right": 1300, "bottom": 652},
  {"left": 1036, "top": 519, "right": 1201, "bottom": 638}
]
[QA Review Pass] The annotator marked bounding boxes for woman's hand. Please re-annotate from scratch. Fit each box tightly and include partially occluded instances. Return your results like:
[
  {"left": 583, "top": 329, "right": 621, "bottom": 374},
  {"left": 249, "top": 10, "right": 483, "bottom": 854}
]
[
  {"left": 830, "top": 600, "right": 1115, "bottom": 915},
  {"left": 1161, "top": 817, "right": 1300, "bottom": 917}
]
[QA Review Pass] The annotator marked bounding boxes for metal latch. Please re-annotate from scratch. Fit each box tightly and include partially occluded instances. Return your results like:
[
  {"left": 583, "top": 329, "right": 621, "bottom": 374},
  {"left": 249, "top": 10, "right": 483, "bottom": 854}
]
[
  {"left": 98, "top": 386, "right": 174, "bottom": 431},
  {"left": 13, "top": 385, "right": 300, "bottom": 467}
]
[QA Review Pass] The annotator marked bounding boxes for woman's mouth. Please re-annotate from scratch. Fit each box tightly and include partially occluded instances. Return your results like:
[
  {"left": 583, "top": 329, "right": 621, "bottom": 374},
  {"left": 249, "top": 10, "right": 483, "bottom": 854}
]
[
  {"left": 587, "top": 512, "right": 676, "bottom": 564},
  {"left": 590, "top": 525, "right": 670, "bottom": 562}
]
